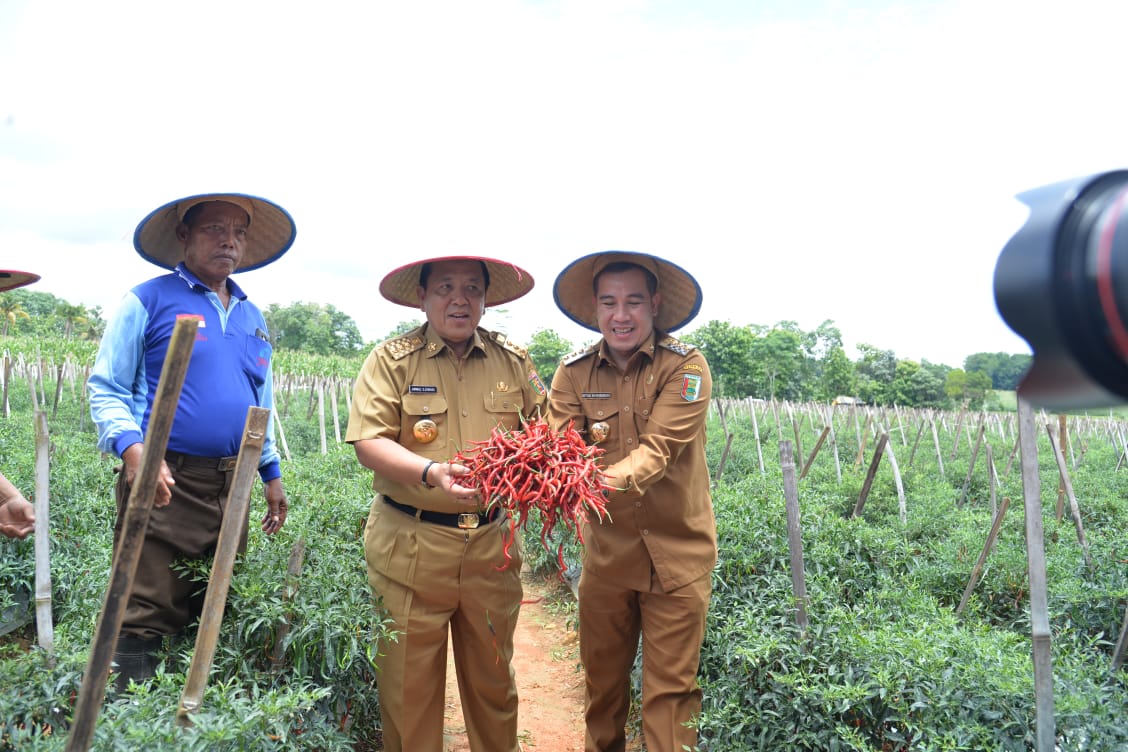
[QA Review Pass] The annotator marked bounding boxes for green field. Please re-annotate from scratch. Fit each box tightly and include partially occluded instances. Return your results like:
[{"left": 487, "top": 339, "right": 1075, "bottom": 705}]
[{"left": 1, "top": 367, "right": 1127, "bottom": 750}]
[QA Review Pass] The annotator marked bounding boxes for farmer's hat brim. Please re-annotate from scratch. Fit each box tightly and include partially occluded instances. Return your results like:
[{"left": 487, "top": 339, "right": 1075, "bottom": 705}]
[
  {"left": 133, "top": 193, "right": 296, "bottom": 272},
  {"left": 553, "top": 250, "right": 702, "bottom": 332}
]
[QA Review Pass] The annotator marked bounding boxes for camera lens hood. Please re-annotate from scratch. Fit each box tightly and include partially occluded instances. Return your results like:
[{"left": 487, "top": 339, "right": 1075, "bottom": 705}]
[{"left": 995, "top": 169, "right": 1128, "bottom": 409}]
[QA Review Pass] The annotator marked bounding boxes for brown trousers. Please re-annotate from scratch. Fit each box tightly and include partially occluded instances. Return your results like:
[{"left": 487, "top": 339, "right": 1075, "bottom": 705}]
[
  {"left": 112, "top": 460, "right": 241, "bottom": 639},
  {"left": 579, "top": 567, "right": 712, "bottom": 752},
  {"left": 364, "top": 497, "right": 523, "bottom": 752}
]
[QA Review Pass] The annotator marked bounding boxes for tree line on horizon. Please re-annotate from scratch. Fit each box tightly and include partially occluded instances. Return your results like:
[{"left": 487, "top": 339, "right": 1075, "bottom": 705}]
[{"left": 2, "top": 289, "right": 1030, "bottom": 411}]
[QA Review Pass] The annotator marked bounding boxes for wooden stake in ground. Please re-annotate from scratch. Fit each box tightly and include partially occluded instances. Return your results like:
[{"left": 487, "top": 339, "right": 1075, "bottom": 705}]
[
  {"left": 33, "top": 410, "right": 54, "bottom": 661},
  {"left": 1044, "top": 424, "right": 1093, "bottom": 570},
  {"left": 1016, "top": 396, "right": 1056, "bottom": 752},
  {"left": 851, "top": 432, "right": 889, "bottom": 519},
  {"left": 956, "top": 496, "right": 1011, "bottom": 616},
  {"left": 176, "top": 406, "right": 270, "bottom": 728},
  {"left": 65, "top": 318, "right": 198, "bottom": 752},
  {"left": 780, "top": 441, "right": 809, "bottom": 641}
]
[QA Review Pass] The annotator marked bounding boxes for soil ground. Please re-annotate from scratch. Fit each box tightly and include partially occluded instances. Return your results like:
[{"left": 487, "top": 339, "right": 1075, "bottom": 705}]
[{"left": 442, "top": 569, "right": 587, "bottom": 751}]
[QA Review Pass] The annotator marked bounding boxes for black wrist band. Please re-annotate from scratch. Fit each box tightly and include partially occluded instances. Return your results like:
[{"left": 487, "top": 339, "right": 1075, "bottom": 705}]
[{"left": 422, "top": 460, "right": 437, "bottom": 489}]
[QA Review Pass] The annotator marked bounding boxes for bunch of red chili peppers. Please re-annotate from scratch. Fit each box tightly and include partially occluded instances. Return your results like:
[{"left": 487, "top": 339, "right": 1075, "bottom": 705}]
[{"left": 454, "top": 415, "right": 611, "bottom": 577}]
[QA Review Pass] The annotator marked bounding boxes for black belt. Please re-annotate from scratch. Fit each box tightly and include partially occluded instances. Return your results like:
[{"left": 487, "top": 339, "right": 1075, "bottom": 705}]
[
  {"left": 384, "top": 497, "right": 499, "bottom": 530},
  {"left": 165, "top": 450, "right": 239, "bottom": 472}
]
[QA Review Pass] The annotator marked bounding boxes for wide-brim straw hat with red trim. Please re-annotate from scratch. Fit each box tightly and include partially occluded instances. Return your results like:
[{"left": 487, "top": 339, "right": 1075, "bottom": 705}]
[
  {"left": 379, "top": 256, "right": 535, "bottom": 308},
  {"left": 0, "top": 270, "right": 40, "bottom": 292},
  {"left": 133, "top": 192, "right": 297, "bottom": 272},
  {"left": 554, "top": 250, "right": 703, "bottom": 332}
]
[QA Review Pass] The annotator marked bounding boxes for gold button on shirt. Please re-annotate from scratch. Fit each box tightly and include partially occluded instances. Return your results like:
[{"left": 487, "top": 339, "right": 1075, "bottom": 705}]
[
  {"left": 346, "top": 325, "right": 547, "bottom": 514},
  {"left": 546, "top": 332, "right": 718, "bottom": 593}
]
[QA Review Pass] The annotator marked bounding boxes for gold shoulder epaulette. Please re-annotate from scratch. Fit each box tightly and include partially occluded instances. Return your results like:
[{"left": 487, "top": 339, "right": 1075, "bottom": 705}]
[
  {"left": 489, "top": 330, "right": 528, "bottom": 358},
  {"left": 658, "top": 336, "right": 695, "bottom": 356},
  {"left": 383, "top": 334, "right": 426, "bottom": 360},
  {"left": 562, "top": 343, "right": 598, "bottom": 365}
]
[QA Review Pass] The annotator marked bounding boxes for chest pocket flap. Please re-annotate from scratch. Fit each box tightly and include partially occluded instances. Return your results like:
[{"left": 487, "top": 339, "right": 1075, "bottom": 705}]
[
  {"left": 403, "top": 393, "right": 448, "bottom": 418},
  {"left": 483, "top": 392, "right": 526, "bottom": 416}
]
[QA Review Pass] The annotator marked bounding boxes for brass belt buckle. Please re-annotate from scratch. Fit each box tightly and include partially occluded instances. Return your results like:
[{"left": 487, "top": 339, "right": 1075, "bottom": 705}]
[
  {"left": 457, "top": 513, "right": 480, "bottom": 530},
  {"left": 219, "top": 458, "right": 238, "bottom": 472}
]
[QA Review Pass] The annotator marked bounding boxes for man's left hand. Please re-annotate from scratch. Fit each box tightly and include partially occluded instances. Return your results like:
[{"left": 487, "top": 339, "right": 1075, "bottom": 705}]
[{"left": 261, "top": 478, "right": 288, "bottom": 534}]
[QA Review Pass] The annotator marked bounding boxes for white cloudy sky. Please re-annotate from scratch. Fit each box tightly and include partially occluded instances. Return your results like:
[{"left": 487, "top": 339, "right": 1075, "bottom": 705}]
[{"left": 3, "top": 0, "right": 1127, "bottom": 367}]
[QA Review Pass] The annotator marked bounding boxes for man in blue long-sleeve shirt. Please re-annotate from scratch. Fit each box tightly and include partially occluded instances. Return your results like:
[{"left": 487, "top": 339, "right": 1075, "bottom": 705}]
[{"left": 88, "top": 192, "right": 296, "bottom": 691}]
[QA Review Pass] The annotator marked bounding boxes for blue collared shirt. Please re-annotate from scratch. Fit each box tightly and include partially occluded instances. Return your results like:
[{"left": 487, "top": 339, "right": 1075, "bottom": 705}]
[{"left": 88, "top": 263, "right": 281, "bottom": 482}]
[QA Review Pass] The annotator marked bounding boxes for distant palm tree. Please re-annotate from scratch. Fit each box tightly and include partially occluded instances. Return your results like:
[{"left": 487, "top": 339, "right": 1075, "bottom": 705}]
[
  {"left": 80, "top": 306, "right": 106, "bottom": 341},
  {"left": 55, "top": 302, "right": 88, "bottom": 339},
  {"left": 1, "top": 298, "right": 30, "bottom": 336}
]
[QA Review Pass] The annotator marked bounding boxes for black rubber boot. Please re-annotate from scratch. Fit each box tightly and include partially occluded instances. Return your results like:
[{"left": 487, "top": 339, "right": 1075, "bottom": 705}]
[{"left": 111, "top": 633, "right": 163, "bottom": 693}]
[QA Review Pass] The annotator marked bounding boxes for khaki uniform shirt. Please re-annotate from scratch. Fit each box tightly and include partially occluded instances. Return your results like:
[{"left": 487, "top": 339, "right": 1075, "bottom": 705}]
[
  {"left": 346, "top": 324, "right": 547, "bottom": 514},
  {"left": 546, "top": 331, "right": 717, "bottom": 592}
]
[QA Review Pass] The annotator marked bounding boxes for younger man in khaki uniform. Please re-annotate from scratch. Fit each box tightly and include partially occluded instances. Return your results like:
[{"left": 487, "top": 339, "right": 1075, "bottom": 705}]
[
  {"left": 546, "top": 251, "right": 717, "bottom": 752},
  {"left": 346, "top": 256, "right": 547, "bottom": 752}
]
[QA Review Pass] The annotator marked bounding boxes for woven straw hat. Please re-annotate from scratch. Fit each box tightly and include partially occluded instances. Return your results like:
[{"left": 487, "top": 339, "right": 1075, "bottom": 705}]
[
  {"left": 554, "top": 250, "right": 703, "bottom": 332},
  {"left": 133, "top": 193, "right": 297, "bottom": 272},
  {"left": 0, "top": 270, "right": 40, "bottom": 292},
  {"left": 379, "top": 256, "right": 535, "bottom": 308}
]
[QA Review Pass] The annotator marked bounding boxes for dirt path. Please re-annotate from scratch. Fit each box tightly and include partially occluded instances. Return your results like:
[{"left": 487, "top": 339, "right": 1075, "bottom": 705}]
[{"left": 443, "top": 570, "right": 586, "bottom": 752}]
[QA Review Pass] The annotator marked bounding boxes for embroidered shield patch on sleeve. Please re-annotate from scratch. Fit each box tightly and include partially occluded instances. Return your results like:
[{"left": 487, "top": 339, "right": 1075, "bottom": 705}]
[
  {"left": 681, "top": 373, "right": 702, "bottom": 401},
  {"left": 529, "top": 370, "right": 547, "bottom": 396}
]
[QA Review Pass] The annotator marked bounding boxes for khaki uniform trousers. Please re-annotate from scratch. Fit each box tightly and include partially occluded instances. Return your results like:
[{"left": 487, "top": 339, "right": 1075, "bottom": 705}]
[
  {"left": 579, "top": 567, "right": 712, "bottom": 752},
  {"left": 112, "top": 460, "right": 240, "bottom": 639},
  {"left": 365, "top": 497, "right": 523, "bottom": 752}
]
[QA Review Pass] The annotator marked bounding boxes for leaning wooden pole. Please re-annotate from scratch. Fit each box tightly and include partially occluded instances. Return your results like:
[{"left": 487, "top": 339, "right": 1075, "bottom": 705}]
[
  {"left": 33, "top": 410, "right": 54, "bottom": 661},
  {"left": 1016, "top": 397, "right": 1056, "bottom": 752},
  {"left": 851, "top": 432, "right": 889, "bottom": 519},
  {"left": 956, "top": 496, "right": 1011, "bottom": 616},
  {"left": 1044, "top": 424, "right": 1093, "bottom": 570},
  {"left": 176, "top": 406, "right": 270, "bottom": 728},
  {"left": 66, "top": 318, "right": 198, "bottom": 752}
]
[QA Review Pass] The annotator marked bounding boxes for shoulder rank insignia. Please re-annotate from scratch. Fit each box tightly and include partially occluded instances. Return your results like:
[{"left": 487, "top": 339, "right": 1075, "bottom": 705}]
[
  {"left": 562, "top": 343, "right": 598, "bottom": 366},
  {"left": 383, "top": 334, "right": 426, "bottom": 360},
  {"left": 658, "top": 336, "right": 695, "bottom": 356},
  {"left": 489, "top": 330, "right": 528, "bottom": 358}
]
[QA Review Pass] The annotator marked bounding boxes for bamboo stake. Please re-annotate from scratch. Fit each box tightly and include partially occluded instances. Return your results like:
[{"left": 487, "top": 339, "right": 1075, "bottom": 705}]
[
  {"left": 930, "top": 416, "right": 945, "bottom": 480},
  {"left": 176, "top": 406, "right": 270, "bottom": 728},
  {"left": 851, "top": 432, "right": 889, "bottom": 519},
  {"left": 986, "top": 444, "right": 998, "bottom": 520},
  {"left": 780, "top": 441, "right": 808, "bottom": 640},
  {"left": 1055, "top": 415, "right": 1067, "bottom": 522},
  {"left": 1111, "top": 602, "right": 1128, "bottom": 675},
  {"left": 33, "top": 410, "right": 54, "bottom": 661},
  {"left": 67, "top": 318, "right": 198, "bottom": 752},
  {"left": 798, "top": 425, "right": 830, "bottom": 480},
  {"left": 271, "top": 536, "right": 307, "bottom": 666},
  {"left": 330, "top": 381, "right": 341, "bottom": 444},
  {"left": 950, "top": 406, "right": 968, "bottom": 459},
  {"left": 1016, "top": 397, "right": 1056, "bottom": 752},
  {"left": 958, "top": 421, "right": 986, "bottom": 508},
  {"left": 908, "top": 415, "right": 926, "bottom": 467},
  {"left": 883, "top": 432, "right": 906, "bottom": 524},
  {"left": 748, "top": 398, "right": 765, "bottom": 475},
  {"left": 955, "top": 496, "right": 1012, "bottom": 616},
  {"left": 317, "top": 382, "right": 327, "bottom": 455},
  {"left": 826, "top": 407, "right": 842, "bottom": 485},
  {"left": 1044, "top": 425, "right": 1093, "bottom": 570}
]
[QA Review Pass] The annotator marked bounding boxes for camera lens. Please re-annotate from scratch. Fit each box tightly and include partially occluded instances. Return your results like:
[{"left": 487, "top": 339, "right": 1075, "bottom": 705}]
[{"left": 994, "top": 169, "right": 1128, "bottom": 408}]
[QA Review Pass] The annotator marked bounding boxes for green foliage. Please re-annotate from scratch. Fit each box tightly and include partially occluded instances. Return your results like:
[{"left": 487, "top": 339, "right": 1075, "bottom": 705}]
[
  {"left": 263, "top": 301, "right": 364, "bottom": 355},
  {"left": 526, "top": 327, "right": 574, "bottom": 387},
  {"left": 382, "top": 319, "right": 423, "bottom": 342},
  {"left": 0, "top": 376, "right": 387, "bottom": 750},
  {"left": 696, "top": 401, "right": 1128, "bottom": 750},
  {"left": 964, "top": 352, "right": 1032, "bottom": 391}
]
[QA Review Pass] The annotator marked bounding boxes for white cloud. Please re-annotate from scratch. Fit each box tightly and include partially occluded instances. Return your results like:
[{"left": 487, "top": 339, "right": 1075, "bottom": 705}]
[{"left": 5, "top": 0, "right": 1128, "bottom": 367}]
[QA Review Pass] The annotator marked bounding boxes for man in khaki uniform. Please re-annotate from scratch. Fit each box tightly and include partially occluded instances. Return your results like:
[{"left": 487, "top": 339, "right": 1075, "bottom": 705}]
[
  {"left": 346, "top": 256, "right": 547, "bottom": 752},
  {"left": 546, "top": 251, "right": 717, "bottom": 752}
]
